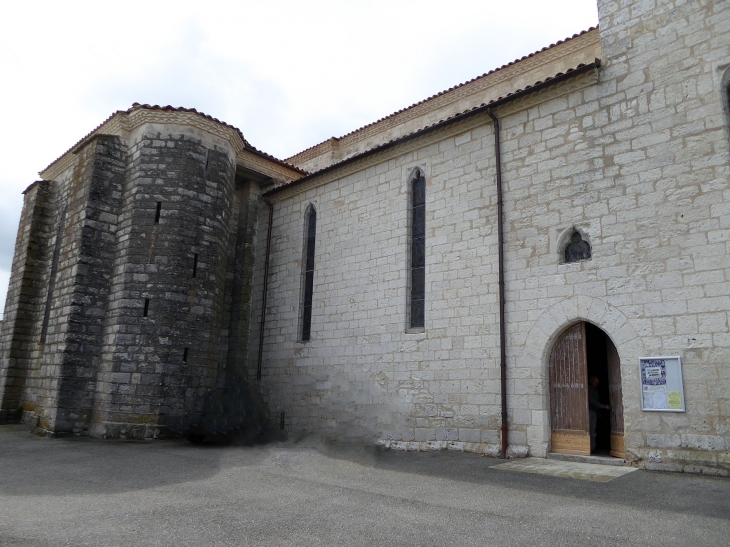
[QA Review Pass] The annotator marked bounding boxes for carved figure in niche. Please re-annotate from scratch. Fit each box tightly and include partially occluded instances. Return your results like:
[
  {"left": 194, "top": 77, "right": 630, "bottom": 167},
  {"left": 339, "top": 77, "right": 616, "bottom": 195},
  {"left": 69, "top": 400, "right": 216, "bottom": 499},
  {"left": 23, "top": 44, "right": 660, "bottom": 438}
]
[{"left": 564, "top": 231, "right": 591, "bottom": 263}]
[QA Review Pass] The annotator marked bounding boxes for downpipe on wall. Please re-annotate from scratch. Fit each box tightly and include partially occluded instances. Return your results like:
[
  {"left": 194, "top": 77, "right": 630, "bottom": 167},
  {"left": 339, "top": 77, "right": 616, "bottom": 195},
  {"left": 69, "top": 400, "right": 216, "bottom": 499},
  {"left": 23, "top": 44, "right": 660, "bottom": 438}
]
[
  {"left": 256, "top": 62, "right": 601, "bottom": 454},
  {"left": 486, "top": 108, "right": 509, "bottom": 459},
  {"left": 257, "top": 199, "right": 274, "bottom": 381},
  {"left": 484, "top": 60, "right": 601, "bottom": 459}
]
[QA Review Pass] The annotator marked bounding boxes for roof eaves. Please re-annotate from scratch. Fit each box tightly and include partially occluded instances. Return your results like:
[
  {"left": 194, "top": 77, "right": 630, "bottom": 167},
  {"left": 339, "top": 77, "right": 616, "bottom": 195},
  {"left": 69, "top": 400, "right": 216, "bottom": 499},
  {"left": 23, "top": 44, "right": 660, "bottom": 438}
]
[
  {"left": 243, "top": 145, "right": 309, "bottom": 175},
  {"left": 266, "top": 61, "right": 600, "bottom": 197},
  {"left": 39, "top": 103, "right": 305, "bottom": 177}
]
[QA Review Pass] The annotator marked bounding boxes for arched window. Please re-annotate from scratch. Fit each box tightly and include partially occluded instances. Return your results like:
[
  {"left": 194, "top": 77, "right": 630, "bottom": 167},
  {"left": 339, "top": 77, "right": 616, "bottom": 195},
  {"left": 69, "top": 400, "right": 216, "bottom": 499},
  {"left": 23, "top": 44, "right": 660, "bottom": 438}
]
[
  {"left": 564, "top": 230, "right": 592, "bottom": 263},
  {"left": 409, "top": 171, "right": 425, "bottom": 329},
  {"left": 301, "top": 205, "right": 316, "bottom": 341}
]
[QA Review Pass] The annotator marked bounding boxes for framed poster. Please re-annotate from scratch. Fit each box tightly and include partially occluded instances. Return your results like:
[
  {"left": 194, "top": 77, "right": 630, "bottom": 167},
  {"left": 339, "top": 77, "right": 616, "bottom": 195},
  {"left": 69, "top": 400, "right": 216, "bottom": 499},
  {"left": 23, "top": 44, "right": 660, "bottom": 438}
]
[{"left": 639, "top": 356, "right": 685, "bottom": 412}]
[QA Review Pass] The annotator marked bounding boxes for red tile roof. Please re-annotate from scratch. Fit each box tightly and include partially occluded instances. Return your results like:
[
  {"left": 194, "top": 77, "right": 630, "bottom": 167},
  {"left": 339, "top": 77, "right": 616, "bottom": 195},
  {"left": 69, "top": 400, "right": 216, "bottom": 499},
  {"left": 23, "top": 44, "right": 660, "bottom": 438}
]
[{"left": 40, "top": 103, "right": 307, "bottom": 176}]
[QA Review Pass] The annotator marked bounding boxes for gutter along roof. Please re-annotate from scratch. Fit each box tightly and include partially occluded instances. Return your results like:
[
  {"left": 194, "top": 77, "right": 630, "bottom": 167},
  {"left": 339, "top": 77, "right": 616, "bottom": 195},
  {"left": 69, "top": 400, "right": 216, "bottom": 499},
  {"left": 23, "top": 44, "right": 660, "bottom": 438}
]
[{"left": 264, "top": 60, "right": 600, "bottom": 198}]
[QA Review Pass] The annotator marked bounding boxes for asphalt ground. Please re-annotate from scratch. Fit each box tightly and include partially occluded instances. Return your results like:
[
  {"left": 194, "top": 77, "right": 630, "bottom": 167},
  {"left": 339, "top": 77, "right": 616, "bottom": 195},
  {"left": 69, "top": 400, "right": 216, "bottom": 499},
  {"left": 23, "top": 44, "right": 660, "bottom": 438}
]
[{"left": 0, "top": 424, "right": 728, "bottom": 547}]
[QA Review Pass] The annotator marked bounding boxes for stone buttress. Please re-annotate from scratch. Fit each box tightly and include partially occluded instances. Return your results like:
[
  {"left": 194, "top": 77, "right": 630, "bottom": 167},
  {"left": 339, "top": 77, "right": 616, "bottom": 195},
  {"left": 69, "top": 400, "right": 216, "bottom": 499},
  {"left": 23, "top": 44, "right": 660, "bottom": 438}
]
[{"left": 0, "top": 106, "right": 296, "bottom": 438}]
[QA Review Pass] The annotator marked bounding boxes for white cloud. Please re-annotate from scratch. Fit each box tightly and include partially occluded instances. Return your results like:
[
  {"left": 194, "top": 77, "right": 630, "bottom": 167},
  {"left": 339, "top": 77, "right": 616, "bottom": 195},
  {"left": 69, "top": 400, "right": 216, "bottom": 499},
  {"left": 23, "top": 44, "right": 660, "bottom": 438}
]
[
  {"left": 0, "top": 0, "right": 598, "bottom": 314},
  {"left": 0, "top": 270, "right": 8, "bottom": 321}
]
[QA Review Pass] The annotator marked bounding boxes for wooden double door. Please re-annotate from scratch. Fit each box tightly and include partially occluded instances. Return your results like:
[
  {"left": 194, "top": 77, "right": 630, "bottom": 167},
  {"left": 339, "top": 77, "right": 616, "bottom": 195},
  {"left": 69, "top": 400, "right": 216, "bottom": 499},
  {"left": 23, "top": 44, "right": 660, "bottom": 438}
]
[{"left": 549, "top": 322, "right": 625, "bottom": 457}]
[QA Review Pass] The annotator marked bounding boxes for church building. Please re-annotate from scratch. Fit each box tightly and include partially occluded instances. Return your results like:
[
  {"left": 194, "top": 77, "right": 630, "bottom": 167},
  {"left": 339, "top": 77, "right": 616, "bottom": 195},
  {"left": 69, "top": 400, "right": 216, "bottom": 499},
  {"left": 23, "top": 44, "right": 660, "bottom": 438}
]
[{"left": 1, "top": 0, "right": 729, "bottom": 474}]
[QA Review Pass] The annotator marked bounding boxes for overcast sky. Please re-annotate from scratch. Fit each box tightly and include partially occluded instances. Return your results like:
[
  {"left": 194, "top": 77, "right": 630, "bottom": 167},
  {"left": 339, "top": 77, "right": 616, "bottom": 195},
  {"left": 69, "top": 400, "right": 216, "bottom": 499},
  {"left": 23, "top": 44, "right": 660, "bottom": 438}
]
[{"left": 0, "top": 0, "right": 599, "bottom": 316}]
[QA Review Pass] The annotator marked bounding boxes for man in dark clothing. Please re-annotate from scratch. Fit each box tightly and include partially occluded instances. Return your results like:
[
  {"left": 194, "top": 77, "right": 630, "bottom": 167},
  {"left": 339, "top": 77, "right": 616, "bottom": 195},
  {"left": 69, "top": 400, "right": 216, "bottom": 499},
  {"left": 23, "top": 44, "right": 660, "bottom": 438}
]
[{"left": 589, "top": 376, "right": 610, "bottom": 453}]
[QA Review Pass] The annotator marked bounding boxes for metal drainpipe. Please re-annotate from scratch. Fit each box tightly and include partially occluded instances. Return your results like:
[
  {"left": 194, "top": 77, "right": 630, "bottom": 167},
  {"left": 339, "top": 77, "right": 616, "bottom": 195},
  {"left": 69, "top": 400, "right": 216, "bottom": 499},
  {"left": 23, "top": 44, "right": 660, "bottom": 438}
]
[
  {"left": 257, "top": 199, "right": 274, "bottom": 381},
  {"left": 486, "top": 108, "right": 508, "bottom": 459}
]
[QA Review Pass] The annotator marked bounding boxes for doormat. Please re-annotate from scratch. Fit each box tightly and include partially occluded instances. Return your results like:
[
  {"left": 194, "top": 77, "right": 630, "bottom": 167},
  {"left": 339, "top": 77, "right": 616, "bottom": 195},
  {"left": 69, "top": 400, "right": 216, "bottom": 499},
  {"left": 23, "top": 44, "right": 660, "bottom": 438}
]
[{"left": 492, "top": 458, "right": 638, "bottom": 482}]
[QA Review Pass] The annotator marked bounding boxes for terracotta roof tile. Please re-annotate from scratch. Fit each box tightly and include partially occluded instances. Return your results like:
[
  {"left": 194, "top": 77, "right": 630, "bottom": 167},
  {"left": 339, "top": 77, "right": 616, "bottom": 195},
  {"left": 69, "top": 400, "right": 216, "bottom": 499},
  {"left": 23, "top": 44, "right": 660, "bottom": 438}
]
[{"left": 40, "top": 103, "right": 307, "bottom": 176}]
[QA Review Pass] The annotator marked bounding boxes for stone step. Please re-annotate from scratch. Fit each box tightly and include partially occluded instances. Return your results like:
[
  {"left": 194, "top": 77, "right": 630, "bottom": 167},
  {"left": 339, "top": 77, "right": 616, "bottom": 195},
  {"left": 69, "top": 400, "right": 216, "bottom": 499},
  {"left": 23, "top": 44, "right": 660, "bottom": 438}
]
[{"left": 547, "top": 452, "right": 626, "bottom": 467}]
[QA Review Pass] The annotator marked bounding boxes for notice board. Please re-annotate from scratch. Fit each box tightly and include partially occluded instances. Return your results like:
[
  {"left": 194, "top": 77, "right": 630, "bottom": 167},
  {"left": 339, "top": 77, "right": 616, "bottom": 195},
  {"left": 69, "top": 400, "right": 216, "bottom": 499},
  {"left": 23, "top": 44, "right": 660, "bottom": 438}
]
[{"left": 639, "top": 356, "right": 685, "bottom": 412}]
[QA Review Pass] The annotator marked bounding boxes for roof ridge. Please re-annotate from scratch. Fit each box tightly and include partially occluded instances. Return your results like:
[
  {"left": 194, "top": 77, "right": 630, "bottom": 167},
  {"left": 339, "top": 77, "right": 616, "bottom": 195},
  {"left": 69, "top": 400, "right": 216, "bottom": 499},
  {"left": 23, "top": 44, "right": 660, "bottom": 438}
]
[{"left": 286, "top": 26, "right": 598, "bottom": 162}]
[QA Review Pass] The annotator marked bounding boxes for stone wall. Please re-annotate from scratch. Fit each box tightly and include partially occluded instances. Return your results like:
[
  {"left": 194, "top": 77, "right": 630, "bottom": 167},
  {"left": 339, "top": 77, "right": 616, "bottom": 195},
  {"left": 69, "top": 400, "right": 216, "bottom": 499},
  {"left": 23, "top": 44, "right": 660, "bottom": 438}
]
[
  {"left": 44, "top": 136, "right": 126, "bottom": 434},
  {"left": 0, "top": 134, "right": 125, "bottom": 434},
  {"left": 587, "top": 0, "right": 730, "bottom": 473},
  {"left": 1, "top": 1, "right": 727, "bottom": 471},
  {"left": 220, "top": 178, "right": 260, "bottom": 386},
  {"left": 90, "top": 129, "right": 237, "bottom": 438},
  {"left": 252, "top": 0, "right": 730, "bottom": 473},
  {"left": 0, "top": 109, "right": 282, "bottom": 438},
  {"left": 0, "top": 179, "right": 54, "bottom": 424},
  {"left": 253, "top": 114, "right": 505, "bottom": 452}
]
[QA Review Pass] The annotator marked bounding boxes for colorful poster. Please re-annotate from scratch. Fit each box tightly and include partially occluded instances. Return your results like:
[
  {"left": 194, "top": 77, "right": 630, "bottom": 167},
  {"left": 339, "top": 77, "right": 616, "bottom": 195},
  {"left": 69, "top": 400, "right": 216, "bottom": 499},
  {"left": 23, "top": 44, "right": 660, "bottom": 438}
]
[{"left": 639, "top": 356, "right": 685, "bottom": 412}]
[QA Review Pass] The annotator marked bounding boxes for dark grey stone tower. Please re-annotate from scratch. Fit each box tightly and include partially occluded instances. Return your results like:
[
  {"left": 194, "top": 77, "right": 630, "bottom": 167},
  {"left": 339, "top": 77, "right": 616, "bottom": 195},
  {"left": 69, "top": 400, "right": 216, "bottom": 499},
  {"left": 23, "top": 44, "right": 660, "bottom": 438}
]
[{"left": 0, "top": 104, "right": 302, "bottom": 437}]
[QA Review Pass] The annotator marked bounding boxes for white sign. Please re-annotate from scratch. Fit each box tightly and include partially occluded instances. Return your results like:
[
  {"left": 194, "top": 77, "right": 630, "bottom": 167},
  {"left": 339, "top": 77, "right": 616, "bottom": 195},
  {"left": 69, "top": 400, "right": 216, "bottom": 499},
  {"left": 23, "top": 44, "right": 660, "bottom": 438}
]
[{"left": 639, "top": 356, "right": 685, "bottom": 412}]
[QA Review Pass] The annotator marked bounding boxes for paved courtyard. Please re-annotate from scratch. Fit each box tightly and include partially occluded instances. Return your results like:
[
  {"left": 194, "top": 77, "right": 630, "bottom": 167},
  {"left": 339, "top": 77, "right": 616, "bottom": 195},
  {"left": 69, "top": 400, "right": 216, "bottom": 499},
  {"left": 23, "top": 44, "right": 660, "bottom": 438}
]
[{"left": 0, "top": 424, "right": 728, "bottom": 547}]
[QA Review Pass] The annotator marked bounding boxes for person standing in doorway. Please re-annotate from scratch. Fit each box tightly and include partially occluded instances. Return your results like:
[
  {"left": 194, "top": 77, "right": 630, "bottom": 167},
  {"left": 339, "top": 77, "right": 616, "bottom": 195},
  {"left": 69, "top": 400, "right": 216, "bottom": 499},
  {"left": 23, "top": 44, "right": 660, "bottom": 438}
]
[{"left": 589, "top": 376, "right": 610, "bottom": 453}]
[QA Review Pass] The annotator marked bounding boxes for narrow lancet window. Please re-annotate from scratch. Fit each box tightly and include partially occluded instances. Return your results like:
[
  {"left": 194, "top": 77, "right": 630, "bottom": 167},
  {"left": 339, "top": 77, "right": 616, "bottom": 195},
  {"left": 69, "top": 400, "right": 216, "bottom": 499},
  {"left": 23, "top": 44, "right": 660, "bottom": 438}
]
[
  {"left": 301, "top": 206, "right": 316, "bottom": 341},
  {"left": 726, "top": 82, "right": 730, "bottom": 134},
  {"left": 410, "top": 173, "right": 425, "bottom": 328}
]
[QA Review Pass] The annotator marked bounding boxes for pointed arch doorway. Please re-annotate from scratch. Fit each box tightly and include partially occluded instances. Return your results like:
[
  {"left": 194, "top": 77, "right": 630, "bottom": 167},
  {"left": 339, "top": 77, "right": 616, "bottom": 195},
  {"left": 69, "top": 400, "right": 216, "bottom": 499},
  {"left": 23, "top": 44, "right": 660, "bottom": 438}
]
[{"left": 549, "top": 322, "right": 625, "bottom": 458}]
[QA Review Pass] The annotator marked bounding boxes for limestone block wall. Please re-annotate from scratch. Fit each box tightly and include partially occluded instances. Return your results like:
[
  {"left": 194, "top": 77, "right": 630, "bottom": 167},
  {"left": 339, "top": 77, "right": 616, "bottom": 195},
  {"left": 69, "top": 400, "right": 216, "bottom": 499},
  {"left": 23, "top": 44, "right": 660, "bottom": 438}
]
[
  {"left": 45, "top": 136, "right": 126, "bottom": 434},
  {"left": 217, "top": 179, "right": 261, "bottom": 387},
  {"left": 91, "top": 125, "right": 237, "bottom": 438},
  {"left": 0, "top": 179, "right": 54, "bottom": 423},
  {"left": 251, "top": 115, "right": 505, "bottom": 452},
  {"left": 19, "top": 163, "right": 89, "bottom": 433},
  {"left": 252, "top": 0, "right": 729, "bottom": 473},
  {"left": 1, "top": 113, "right": 254, "bottom": 437},
  {"left": 0, "top": 135, "right": 128, "bottom": 434},
  {"left": 585, "top": 0, "right": 730, "bottom": 472}
]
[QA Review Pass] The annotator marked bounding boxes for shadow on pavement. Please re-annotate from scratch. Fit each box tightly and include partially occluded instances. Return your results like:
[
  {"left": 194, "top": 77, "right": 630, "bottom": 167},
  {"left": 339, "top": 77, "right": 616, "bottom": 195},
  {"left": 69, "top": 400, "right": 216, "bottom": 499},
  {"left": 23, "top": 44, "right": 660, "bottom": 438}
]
[
  {"left": 2, "top": 424, "right": 729, "bottom": 524},
  {"left": 0, "top": 425, "right": 234, "bottom": 496},
  {"left": 301, "top": 436, "right": 730, "bottom": 522}
]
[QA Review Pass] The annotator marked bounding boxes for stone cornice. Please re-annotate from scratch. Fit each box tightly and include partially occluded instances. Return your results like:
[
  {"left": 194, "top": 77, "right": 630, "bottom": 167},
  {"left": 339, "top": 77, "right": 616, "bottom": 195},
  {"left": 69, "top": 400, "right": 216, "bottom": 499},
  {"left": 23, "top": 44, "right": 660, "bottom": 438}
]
[
  {"left": 122, "top": 108, "right": 247, "bottom": 152},
  {"left": 496, "top": 67, "right": 598, "bottom": 117},
  {"left": 41, "top": 109, "right": 248, "bottom": 181},
  {"left": 268, "top": 69, "right": 599, "bottom": 203},
  {"left": 40, "top": 143, "right": 89, "bottom": 182},
  {"left": 269, "top": 115, "right": 490, "bottom": 203}
]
